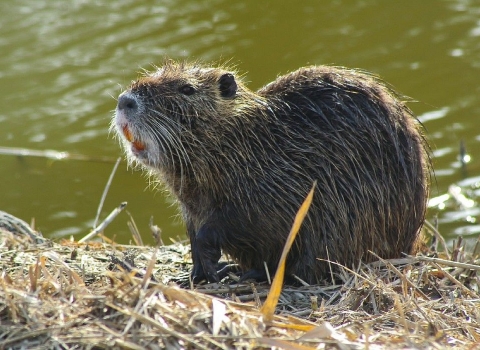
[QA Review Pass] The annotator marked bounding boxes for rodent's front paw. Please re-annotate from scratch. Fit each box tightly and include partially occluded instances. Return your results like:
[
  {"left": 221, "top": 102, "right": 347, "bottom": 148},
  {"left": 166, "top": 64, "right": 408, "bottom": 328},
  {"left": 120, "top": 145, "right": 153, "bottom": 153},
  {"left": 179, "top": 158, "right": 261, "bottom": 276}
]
[
  {"left": 191, "top": 263, "right": 207, "bottom": 284},
  {"left": 191, "top": 262, "right": 220, "bottom": 284}
]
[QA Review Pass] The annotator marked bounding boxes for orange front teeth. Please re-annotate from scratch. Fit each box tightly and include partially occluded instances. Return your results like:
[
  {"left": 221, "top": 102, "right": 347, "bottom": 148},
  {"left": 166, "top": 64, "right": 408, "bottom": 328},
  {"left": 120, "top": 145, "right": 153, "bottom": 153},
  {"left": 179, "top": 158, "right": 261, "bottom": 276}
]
[
  {"left": 122, "top": 125, "right": 133, "bottom": 142},
  {"left": 122, "top": 125, "right": 145, "bottom": 151}
]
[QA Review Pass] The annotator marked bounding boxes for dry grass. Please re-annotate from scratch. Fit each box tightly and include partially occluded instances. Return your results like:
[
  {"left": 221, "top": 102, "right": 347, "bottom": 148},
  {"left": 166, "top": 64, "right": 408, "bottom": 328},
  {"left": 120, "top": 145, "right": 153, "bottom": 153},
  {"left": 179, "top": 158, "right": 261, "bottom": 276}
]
[{"left": 1, "top": 220, "right": 480, "bottom": 349}]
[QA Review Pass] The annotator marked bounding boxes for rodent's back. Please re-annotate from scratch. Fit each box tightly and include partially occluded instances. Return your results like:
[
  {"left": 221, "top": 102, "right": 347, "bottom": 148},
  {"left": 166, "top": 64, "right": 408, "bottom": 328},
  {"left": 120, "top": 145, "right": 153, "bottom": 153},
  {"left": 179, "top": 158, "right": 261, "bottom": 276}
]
[
  {"left": 114, "top": 62, "right": 430, "bottom": 284},
  {"left": 236, "top": 66, "right": 429, "bottom": 281}
]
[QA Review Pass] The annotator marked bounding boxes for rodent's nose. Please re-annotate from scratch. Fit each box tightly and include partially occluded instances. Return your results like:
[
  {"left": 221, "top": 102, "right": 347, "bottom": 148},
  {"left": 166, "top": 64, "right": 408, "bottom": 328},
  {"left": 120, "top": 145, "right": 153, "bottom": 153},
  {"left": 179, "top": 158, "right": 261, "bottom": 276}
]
[{"left": 117, "top": 94, "right": 138, "bottom": 112}]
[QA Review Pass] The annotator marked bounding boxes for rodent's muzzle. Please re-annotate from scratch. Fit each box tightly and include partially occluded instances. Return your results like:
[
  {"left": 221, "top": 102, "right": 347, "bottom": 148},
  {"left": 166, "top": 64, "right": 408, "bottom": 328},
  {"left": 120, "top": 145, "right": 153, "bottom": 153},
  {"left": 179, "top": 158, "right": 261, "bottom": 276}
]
[
  {"left": 117, "top": 93, "right": 139, "bottom": 117},
  {"left": 115, "top": 92, "right": 146, "bottom": 152}
]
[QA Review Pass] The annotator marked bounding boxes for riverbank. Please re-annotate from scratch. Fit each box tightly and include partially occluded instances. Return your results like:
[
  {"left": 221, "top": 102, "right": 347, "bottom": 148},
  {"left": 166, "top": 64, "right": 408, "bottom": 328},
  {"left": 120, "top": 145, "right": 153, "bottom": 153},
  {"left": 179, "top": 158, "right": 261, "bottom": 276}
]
[{"left": 1, "top": 214, "right": 479, "bottom": 349}]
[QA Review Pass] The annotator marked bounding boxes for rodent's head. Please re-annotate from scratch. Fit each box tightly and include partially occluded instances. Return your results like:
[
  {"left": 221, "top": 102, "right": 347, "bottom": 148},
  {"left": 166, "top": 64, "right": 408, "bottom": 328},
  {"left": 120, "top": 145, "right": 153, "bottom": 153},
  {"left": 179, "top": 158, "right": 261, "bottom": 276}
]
[{"left": 113, "top": 61, "right": 247, "bottom": 175}]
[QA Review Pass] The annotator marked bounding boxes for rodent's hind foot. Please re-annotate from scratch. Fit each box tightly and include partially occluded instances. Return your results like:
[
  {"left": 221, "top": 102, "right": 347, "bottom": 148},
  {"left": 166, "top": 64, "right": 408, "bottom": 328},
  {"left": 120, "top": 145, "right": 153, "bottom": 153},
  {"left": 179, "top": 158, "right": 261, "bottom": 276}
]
[{"left": 238, "top": 268, "right": 268, "bottom": 283}]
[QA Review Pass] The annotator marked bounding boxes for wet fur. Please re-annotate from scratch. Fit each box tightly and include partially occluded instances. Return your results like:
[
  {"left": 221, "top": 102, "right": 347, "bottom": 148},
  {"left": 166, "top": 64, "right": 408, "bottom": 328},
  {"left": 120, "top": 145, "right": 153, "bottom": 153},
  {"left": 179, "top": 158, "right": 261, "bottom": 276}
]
[{"left": 113, "top": 61, "right": 430, "bottom": 284}]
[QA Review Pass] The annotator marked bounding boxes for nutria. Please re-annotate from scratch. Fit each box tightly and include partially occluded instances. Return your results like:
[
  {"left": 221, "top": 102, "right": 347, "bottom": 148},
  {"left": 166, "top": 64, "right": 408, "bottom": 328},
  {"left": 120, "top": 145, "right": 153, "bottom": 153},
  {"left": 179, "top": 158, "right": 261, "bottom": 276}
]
[{"left": 112, "top": 60, "right": 430, "bottom": 284}]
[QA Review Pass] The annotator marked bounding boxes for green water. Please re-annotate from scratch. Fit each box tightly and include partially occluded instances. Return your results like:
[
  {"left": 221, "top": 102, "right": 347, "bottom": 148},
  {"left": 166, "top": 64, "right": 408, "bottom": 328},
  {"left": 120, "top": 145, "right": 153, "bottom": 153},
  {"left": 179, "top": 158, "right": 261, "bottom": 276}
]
[{"left": 1, "top": 0, "right": 480, "bottom": 244}]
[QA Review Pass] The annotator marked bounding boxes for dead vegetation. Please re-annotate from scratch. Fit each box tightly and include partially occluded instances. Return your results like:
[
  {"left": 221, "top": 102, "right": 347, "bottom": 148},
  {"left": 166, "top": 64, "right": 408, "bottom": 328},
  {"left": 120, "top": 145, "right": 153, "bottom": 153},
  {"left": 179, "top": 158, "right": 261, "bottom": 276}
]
[{"left": 1, "top": 214, "right": 480, "bottom": 349}]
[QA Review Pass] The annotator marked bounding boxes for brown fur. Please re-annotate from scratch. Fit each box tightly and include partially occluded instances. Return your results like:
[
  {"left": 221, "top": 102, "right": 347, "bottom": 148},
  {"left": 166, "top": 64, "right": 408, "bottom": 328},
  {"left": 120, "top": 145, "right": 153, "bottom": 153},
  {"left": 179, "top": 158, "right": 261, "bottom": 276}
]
[{"left": 113, "top": 60, "right": 430, "bottom": 284}]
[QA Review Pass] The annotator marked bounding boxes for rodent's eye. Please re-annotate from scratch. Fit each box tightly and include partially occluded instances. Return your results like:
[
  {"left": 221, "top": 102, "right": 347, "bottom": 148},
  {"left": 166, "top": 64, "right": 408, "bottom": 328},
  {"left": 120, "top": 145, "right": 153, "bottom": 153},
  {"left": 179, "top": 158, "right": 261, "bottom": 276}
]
[{"left": 179, "top": 84, "right": 196, "bottom": 96}]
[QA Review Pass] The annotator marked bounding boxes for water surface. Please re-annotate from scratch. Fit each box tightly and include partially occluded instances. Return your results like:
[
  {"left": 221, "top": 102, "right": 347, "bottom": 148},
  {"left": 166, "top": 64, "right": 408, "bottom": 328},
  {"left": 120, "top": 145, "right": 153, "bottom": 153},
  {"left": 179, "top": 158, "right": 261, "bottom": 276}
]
[{"left": 1, "top": 0, "right": 479, "bottom": 243}]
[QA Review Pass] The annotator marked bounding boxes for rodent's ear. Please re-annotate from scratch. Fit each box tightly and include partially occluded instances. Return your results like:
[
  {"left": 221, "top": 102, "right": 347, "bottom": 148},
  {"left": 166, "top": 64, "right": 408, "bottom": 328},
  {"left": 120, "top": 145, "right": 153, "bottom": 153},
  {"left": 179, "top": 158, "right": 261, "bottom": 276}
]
[{"left": 218, "top": 73, "right": 237, "bottom": 98}]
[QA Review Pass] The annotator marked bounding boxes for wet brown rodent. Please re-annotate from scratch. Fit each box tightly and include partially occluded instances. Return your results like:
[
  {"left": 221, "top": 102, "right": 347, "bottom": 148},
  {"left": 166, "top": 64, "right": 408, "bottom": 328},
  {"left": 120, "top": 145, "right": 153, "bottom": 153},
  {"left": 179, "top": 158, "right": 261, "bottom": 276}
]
[{"left": 113, "top": 60, "right": 430, "bottom": 284}]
